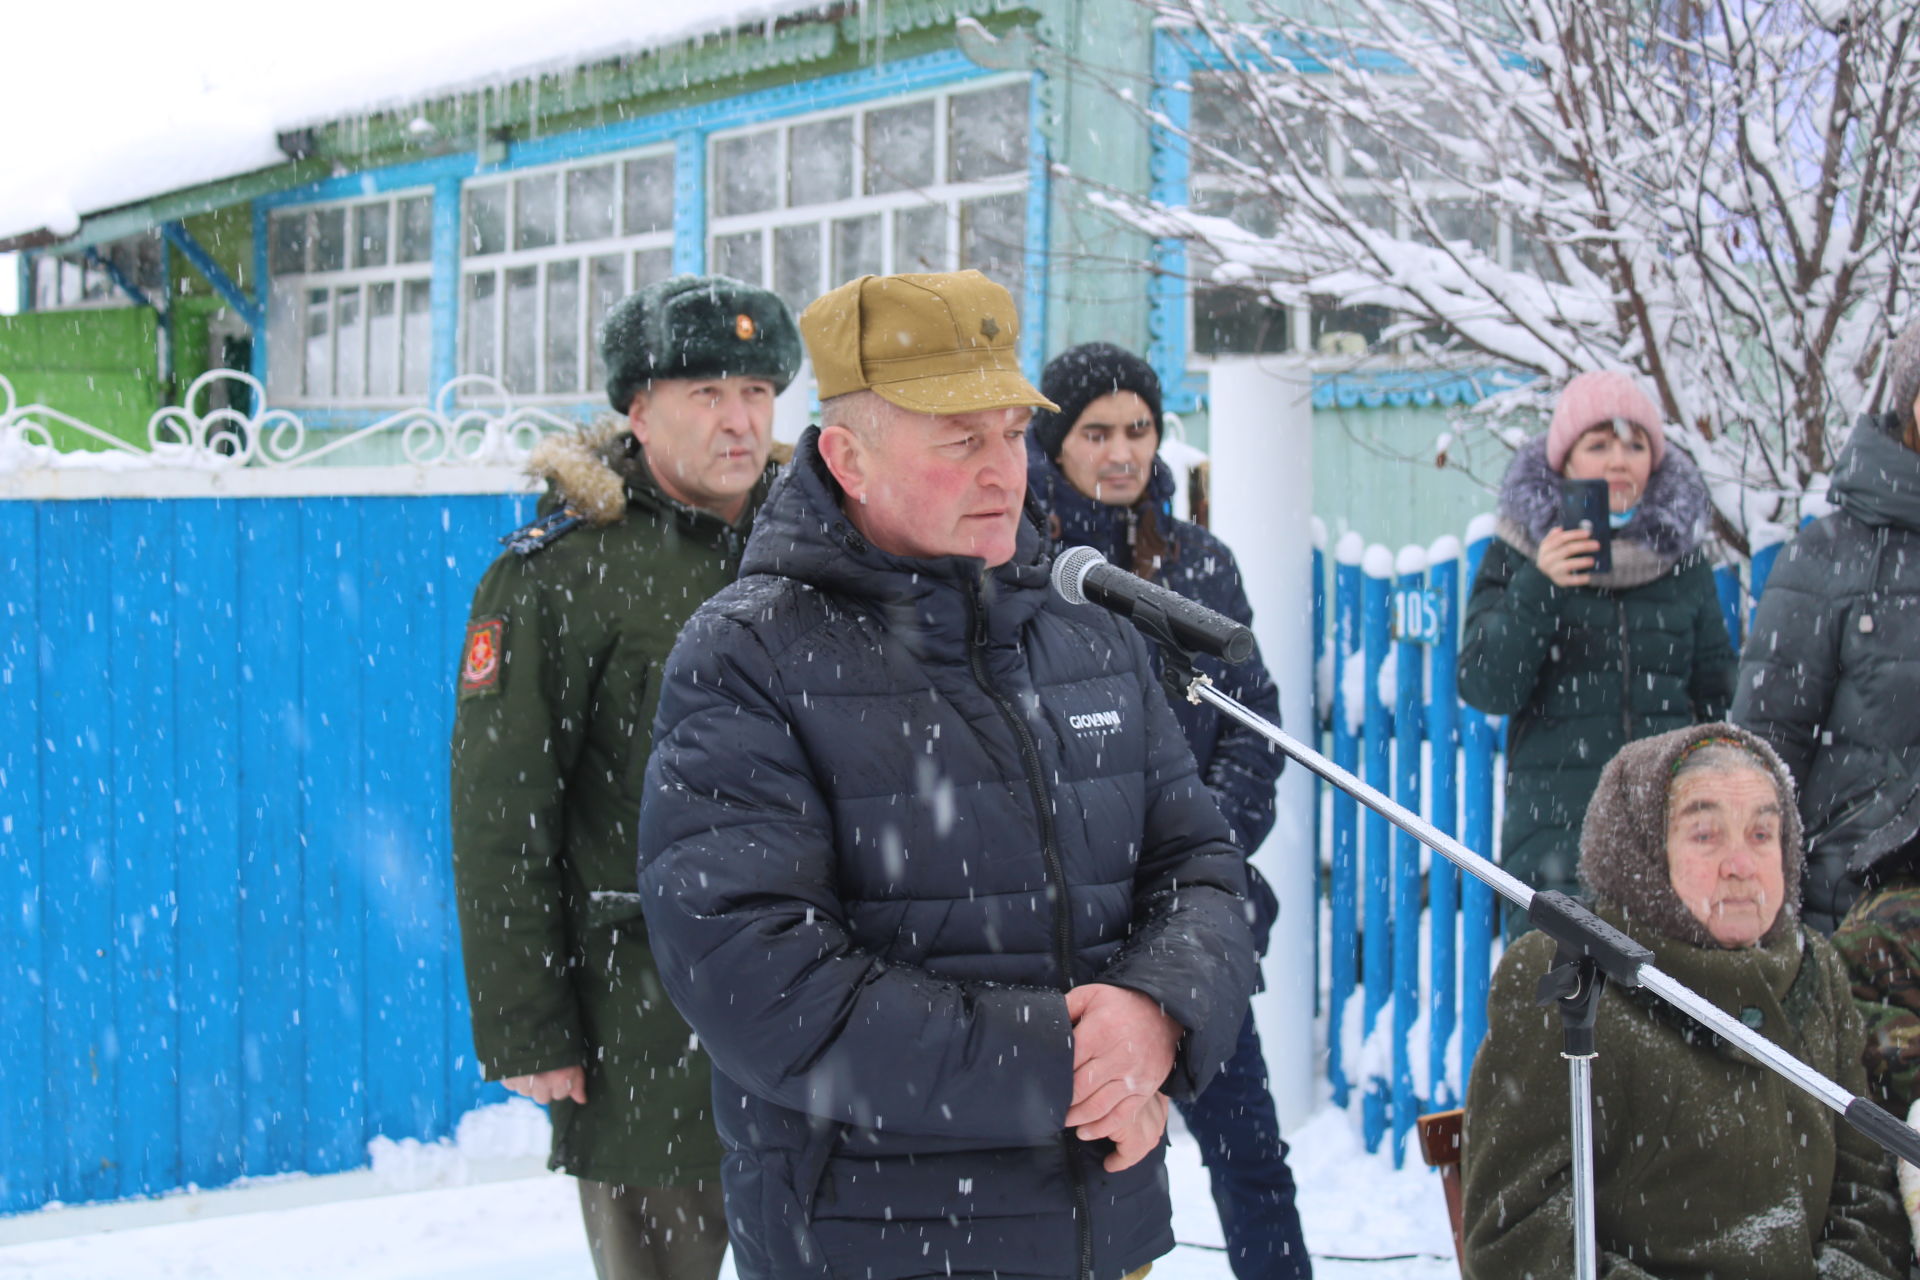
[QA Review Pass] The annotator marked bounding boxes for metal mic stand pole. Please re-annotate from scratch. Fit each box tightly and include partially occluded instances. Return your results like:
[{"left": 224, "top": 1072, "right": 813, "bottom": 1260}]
[{"left": 1141, "top": 652, "right": 1920, "bottom": 1277}]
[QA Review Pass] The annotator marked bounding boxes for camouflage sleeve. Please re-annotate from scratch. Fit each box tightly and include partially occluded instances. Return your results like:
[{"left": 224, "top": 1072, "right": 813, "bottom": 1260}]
[
  {"left": 1833, "top": 882, "right": 1920, "bottom": 1121},
  {"left": 449, "top": 553, "right": 598, "bottom": 1080}
]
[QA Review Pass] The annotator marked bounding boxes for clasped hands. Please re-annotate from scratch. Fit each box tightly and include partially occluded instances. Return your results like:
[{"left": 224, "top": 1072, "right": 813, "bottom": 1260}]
[{"left": 1064, "top": 983, "right": 1181, "bottom": 1173}]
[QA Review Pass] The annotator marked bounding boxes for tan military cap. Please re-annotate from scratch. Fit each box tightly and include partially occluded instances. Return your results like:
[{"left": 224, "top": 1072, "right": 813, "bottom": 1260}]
[{"left": 799, "top": 270, "right": 1059, "bottom": 414}]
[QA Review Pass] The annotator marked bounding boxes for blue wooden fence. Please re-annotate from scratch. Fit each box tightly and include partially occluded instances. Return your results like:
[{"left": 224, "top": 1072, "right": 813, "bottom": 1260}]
[
  {"left": 1313, "top": 518, "right": 1786, "bottom": 1167},
  {"left": 0, "top": 492, "right": 532, "bottom": 1216}
]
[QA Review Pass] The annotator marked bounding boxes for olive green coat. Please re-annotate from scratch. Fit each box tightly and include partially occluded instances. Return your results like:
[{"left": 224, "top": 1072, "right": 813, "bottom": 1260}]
[
  {"left": 450, "top": 423, "right": 772, "bottom": 1187},
  {"left": 1458, "top": 455, "right": 1736, "bottom": 920},
  {"left": 1462, "top": 909, "right": 1905, "bottom": 1279}
]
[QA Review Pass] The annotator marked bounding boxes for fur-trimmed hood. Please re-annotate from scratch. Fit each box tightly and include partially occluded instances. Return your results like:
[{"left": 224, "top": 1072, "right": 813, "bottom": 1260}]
[
  {"left": 1578, "top": 722, "right": 1804, "bottom": 948},
  {"left": 524, "top": 418, "right": 783, "bottom": 527},
  {"left": 1495, "top": 435, "right": 1711, "bottom": 588}
]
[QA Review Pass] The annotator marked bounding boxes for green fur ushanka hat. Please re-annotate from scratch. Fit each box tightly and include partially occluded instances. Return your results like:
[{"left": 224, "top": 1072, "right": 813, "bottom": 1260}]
[{"left": 600, "top": 274, "right": 803, "bottom": 412}]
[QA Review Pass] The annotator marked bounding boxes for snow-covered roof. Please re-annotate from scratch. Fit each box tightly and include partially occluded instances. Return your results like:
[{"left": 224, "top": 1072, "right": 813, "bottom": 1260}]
[{"left": 0, "top": 0, "right": 827, "bottom": 246}]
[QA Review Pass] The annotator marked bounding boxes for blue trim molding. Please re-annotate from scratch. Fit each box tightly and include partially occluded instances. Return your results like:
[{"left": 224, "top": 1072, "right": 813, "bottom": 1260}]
[
  {"left": 1019, "top": 70, "right": 1048, "bottom": 380},
  {"left": 672, "top": 130, "right": 706, "bottom": 276},
  {"left": 162, "top": 222, "right": 263, "bottom": 329},
  {"left": 1311, "top": 367, "right": 1531, "bottom": 410}
]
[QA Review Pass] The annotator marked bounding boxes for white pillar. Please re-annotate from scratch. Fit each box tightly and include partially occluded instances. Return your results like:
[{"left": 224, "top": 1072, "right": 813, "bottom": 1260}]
[{"left": 1206, "top": 357, "right": 1316, "bottom": 1132}]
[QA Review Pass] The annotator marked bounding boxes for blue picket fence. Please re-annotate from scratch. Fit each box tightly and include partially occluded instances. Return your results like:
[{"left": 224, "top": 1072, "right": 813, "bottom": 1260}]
[
  {"left": 0, "top": 491, "right": 533, "bottom": 1216},
  {"left": 0, "top": 485, "right": 1801, "bottom": 1213},
  {"left": 1310, "top": 517, "right": 1788, "bottom": 1167}
]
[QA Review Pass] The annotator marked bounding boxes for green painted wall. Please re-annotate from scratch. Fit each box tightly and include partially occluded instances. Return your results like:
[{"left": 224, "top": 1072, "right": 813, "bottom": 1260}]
[{"left": 0, "top": 309, "right": 162, "bottom": 450}]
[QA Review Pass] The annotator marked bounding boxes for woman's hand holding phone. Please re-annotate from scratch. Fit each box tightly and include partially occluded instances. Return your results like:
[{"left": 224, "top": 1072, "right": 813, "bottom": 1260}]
[{"left": 1537, "top": 526, "right": 1600, "bottom": 587}]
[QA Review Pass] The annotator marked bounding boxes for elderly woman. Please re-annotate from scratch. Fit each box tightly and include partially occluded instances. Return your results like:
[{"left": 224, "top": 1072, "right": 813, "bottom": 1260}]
[
  {"left": 1459, "top": 372, "right": 1736, "bottom": 931},
  {"left": 1460, "top": 723, "right": 1906, "bottom": 1278}
]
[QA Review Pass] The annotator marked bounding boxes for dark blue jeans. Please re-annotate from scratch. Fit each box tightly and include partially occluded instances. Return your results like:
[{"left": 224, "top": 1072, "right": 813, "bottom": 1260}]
[{"left": 1174, "top": 1012, "right": 1312, "bottom": 1278}]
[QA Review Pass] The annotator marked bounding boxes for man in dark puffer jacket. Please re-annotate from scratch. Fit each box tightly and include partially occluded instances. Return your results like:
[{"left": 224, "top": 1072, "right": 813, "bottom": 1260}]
[
  {"left": 637, "top": 272, "right": 1257, "bottom": 1280},
  {"left": 1736, "top": 319, "right": 1920, "bottom": 934}
]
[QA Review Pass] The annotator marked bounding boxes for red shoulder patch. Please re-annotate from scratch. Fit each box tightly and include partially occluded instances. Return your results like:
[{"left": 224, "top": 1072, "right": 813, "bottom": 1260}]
[{"left": 460, "top": 616, "right": 506, "bottom": 697}]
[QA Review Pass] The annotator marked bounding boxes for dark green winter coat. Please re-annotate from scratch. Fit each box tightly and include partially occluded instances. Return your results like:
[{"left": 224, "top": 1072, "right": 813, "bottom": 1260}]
[
  {"left": 1458, "top": 437, "right": 1736, "bottom": 911},
  {"left": 1734, "top": 413, "right": 1920, "bottom": 934},
  {"left": 450, "top": 421, "right": 773, "bottom": 1188},
  {"left": 1462, "top": 724, "right": 1904, "bottom": 1279}
]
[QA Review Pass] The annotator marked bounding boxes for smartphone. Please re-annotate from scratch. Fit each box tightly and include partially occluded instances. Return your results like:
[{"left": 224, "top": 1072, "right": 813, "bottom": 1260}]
[{"left": 1559, "top": 478, "right": 1612, "bottom": 575}]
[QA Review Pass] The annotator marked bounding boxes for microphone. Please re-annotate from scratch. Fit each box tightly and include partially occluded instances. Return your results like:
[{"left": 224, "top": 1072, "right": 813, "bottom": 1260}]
[{"left": 1050, "top": 545, "right": 1255, "bottom": 664}]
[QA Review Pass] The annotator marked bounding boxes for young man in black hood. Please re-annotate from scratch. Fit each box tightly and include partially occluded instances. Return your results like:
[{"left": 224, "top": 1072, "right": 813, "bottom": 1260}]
[{"left": 1027, "top": 341, "right": 1309, "bottom": 1279}]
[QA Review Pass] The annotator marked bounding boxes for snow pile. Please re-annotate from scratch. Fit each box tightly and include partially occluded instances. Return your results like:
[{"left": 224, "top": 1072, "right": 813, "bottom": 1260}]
[
  {"left": 1, "top": 0, "right": 824, "bottom": 243},
  {"left": 366, "top": 1098, "right": 551, "bottom": 1192}
]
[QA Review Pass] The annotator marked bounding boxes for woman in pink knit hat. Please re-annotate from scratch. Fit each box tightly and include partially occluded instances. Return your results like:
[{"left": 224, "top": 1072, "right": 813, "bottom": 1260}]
[{"left": 1457, "top": 370, "right": 1737, "bottom": 934}]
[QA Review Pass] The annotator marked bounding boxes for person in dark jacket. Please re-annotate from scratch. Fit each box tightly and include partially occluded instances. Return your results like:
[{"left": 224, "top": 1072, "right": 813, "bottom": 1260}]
[
  {"left": 1027, "top": 341, "right": 1308, "bottom": 1279},
  {"left": 1461, "top": 723, "right": 1905, "bottom": 1279},
  {"left": 1458, "top": 370, "right": 1736, "bottom": 932},
  {"left": 1735, "top": 320, "right": 1920, "bottom": 934},
  {"left": 450, "top": 275, "right": 801, "bottom": 1280},
  {"left": 636, "top": 272, "right": 1258, "bottom": 1280}
]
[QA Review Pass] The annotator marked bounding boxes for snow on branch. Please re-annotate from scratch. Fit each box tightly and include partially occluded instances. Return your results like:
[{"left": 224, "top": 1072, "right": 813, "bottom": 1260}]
[{"left": 1113, "top": 0, "right": 1920, "bottom": 549}]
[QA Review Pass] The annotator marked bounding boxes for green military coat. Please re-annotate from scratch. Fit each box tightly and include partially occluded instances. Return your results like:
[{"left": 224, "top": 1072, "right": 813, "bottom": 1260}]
[
  {"left": 1462, "top": 909, "right": 1905, "bottom": 1279},
  {"left": 450, "top": 422, "right": 773, "bottom": 1187}
]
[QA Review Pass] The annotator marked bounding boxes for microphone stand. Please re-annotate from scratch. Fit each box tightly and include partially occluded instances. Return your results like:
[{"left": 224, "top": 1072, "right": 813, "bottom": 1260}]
[{"left": 1131, "top": 618, "right": 1920, "bottom": 1280}]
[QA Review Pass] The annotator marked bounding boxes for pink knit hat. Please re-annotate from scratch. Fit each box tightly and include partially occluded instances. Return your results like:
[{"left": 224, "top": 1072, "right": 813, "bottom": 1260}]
[{"left": 1546, "top": 371, "right": 1666, "bottom": 472}]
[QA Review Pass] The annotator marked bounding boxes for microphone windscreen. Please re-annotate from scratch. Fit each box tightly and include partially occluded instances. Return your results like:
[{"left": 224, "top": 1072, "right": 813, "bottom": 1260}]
[{"left": 1050, "top": 545, "right": 1105, "bottom": 607}]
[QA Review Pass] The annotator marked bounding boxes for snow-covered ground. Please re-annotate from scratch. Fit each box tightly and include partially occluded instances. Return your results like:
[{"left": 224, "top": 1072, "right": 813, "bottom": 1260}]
[{"left": 0, "top": 1102, "right": 1456, "bottom": 1279}]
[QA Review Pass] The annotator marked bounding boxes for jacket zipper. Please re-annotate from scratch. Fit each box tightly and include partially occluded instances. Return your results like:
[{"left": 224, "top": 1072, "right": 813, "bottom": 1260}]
[
  {"left": 1615, "top": 596, "right": 1633, "bottom": 744},
  {"left": 963, "top": 577, "right": 1092, "bottom": 1280}
]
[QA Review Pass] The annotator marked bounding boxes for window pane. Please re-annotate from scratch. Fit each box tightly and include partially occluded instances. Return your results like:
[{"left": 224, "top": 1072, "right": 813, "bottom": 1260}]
[
  {"left": 402, "top": 280, "right": 433, "bottom": 397},
  {"left": 59, "top": 259, "right": 84, "bottom": 306},
  {"left": 1192, "top": 74, "right": 1273, "bottom": 174},
  {"left": 314, "top": 208, "right": 347, "bottom": 273},
  {"left": 396, "top": 196, "right": 433, "bottom": 264},
  {"left": 1428, "top": 200, "right": 1496, "bottom": 253},
  {"left": 1195, "top": 286, "right": 1289, "bottom": 356},
  {"left": 463, "top": 273, "right": 498, "bottom": 378},
  {"left": 335, "top": 287, "right": 365, "bottom": 399},
  {"left": 545, "top": 260, "right": 582, "bottom": 395},
  {"left": 622, "top": 154, "right": 674, "bottom": 234},
  {"left": 948, "top": 87, "right": 1028, "bottom": 182},
  {"left": 892, "top": 205, "right": 947, "bottom": 273},
  {"left": 354, "top": 204, "right": 390, "bottom": 268},
  {"left": 566, "top": 164, "right": 617, "bottom": 244},
  {"left": 960, "top": 193, "right": 1026, "bottom": 298},
  {"left": 466, "top": 185, "right": 508, "bottom": 256},
  {"left": 713, "top": 131, "right": 779, "bottom": 218},
  {"left": 267, "top": 285, "right": 303, "bottom": 402},
  {"left": 1310, "top": 303, "right": 1391, "bottom": 353},
  {"left": 713, "top": 231, "right": 763, "bottom": 285},
  {"left": 1199, "top": 185, "right": 1281, "bottom": 238},
  {"left": 587, "top": 255, "right": 625, "bottom": 393},
  {"left": 81, "top": 261, "right": 116, "bottom": 302},
  {"left": 367, "top": 282, "right": 398, "bottom": 398},
  {"left": 504, "top": 266, "right": 539, "bottom": 394},
  {"left": 633, "top": 247, "right": 672, "bottom": 291},
  {"left": 833, "top": 214, "right": 884, "bottom": 283},
  {"left": 789, "top": 118, "right": 853, "bottom": 207},
  {"left": 304, "top": 288, "right": 332, "bottom": 396},
  {"left": 865, "top": 101, "right": 935, "bottom": 194},
  {"left": 270, "top": 214, "right": 307, "bottom": 275},
  {"left": 514, "top": 175, "right": 559, "bottom": 251},
  {"left": 32, "top": 258, "right": 59, "bottom": 309},
  {"left": 774, "top": 225, "right": 822, "bottom": 316}
]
